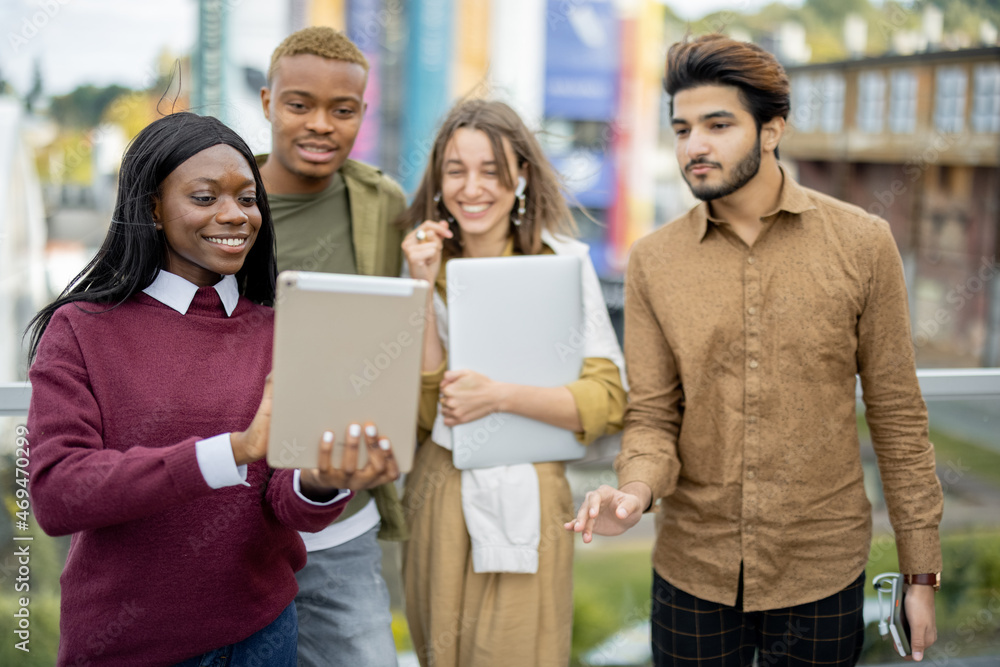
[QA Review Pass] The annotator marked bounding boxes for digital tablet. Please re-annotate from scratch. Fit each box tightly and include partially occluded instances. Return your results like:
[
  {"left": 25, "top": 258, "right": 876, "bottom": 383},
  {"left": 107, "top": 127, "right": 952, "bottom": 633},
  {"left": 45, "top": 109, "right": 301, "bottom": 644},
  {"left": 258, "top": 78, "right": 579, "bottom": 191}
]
[
  {"left": 267, "top": 271, "right": 429, "bottom": 472},
  {"left": 446, "top": 255, "right": 586, "bottom": 469}
]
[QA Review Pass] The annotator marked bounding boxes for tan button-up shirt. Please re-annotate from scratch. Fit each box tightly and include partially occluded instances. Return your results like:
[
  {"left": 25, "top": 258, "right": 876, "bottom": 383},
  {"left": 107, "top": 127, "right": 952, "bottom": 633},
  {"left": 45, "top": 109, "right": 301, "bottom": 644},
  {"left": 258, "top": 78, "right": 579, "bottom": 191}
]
[{"left": 616, "top": 170, "right": 943, "bottom": 611}]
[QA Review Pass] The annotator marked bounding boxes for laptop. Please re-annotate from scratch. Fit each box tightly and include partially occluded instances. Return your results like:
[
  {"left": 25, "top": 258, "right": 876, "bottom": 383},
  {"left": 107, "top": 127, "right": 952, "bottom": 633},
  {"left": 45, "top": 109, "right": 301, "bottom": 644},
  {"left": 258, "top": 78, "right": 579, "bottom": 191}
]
[
  {"left": 267, "top": 271, "right": 428, "bottom": 472},
  {"left": 446, "top": 255, "right": 586, "bottom": 469}
]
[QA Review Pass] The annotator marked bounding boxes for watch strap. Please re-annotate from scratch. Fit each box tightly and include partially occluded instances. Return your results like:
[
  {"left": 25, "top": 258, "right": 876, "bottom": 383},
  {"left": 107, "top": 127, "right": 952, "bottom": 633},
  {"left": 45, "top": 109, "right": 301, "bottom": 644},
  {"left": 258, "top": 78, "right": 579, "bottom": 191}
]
[{"left": 904, "top": 573, "right": 941, "bottom": 590}]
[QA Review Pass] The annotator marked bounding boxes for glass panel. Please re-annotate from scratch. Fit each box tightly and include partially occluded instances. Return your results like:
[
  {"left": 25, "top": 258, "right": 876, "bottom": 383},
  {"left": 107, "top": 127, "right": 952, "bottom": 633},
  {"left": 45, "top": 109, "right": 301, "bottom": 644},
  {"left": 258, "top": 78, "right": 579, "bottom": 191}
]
[
  {"left": 935, "top": 66, "right": 968, "bottom": 134},
  {"left": 857, "top": 71, "right": 886, "bottom": 134},
  {"left": 859, "top": 398, "right": 1000, "bottom": 663},
  {"left": 972, "top": 64, "right": 1000, "bottom": 134},
  {"left": 791, "top": 74, "right": 818, "bottom": 133},
  {"left": 563, "top": 396, "right": 1000, "bottom": 665},
  {"left": 820, "top": 72, "right": 846, "bottom": 134},
  {"left": 890, "top": 69, "right": 918, "bottom": 134}
]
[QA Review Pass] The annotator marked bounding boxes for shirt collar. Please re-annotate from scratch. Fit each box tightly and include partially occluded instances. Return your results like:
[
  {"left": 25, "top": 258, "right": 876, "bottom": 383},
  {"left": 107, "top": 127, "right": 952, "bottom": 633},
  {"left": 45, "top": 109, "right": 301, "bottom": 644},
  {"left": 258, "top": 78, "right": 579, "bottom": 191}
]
[
  {"left": 143, "top": 272, "right": 239, "bottom": 316},
  {"left": 694, "top": 164, "right": 817, "bottom": 242}
]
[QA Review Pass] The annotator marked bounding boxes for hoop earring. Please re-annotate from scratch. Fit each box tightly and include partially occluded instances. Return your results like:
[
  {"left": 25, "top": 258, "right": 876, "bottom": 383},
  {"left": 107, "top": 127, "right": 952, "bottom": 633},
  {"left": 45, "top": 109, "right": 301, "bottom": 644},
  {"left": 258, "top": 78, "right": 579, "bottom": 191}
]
[{"left": 513, "top": 176, "right": 526, "bottom": 227}]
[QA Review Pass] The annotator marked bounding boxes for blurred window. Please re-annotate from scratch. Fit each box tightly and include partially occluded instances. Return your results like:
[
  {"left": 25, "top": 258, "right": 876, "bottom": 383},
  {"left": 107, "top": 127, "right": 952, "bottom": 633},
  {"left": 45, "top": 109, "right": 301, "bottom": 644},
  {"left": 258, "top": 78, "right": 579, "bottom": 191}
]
[
  {"left": 971, "top": 63, "right": 1000, "bottom": 133},
  {"left": 934, "top": 66, "right": 967, "bottom": 133},
  {"left": 819, "top": 72, "right": 845, "bottom": 134},
  {"left": 889, "top": 69, "right": 918, "bottom": 134},
  {"left": 790, "top": 74, "right": 818, "bottom": 133},
  {"left": 857, "top": 71, "right": 886, "bottom": 134}
]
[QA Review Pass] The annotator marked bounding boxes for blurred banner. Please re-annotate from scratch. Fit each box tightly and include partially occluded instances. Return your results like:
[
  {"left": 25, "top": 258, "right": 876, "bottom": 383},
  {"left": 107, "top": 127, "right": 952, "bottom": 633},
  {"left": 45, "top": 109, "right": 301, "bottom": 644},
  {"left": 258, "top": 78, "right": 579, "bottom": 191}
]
[
  {"left": 490, "top": 0, "right": 546, "bottom": 127},
  {"left": 612, "top": 0, "right": 664, "bottom": 269},
  {"left": 400, "top": 0, "right": 454, "bottom": 193},
  {"left": 453, "top": 0, "right": 491, "bottom": 99},
  {"left": 544, "top": 0, "right": 619, "bottom": 121},
  {"left": 193, "top": 0, "right": 230, "bottom": 123},
  {"left": 347, "top": 0, "right": 383, "bottom": 166},
  {"left": 311, "top": 0, "right": 346, "bottom": 30},
  {"left": 550, "top": 150, "right": 615, "bottom": 209}
]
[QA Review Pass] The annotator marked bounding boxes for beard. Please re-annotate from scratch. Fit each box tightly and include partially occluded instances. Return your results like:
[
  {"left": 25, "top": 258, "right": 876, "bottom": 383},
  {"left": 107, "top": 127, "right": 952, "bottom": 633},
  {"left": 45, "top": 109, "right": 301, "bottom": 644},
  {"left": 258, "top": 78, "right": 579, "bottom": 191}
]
[{"left": 683, "top": 136, "right": 761, "bottom": 201}]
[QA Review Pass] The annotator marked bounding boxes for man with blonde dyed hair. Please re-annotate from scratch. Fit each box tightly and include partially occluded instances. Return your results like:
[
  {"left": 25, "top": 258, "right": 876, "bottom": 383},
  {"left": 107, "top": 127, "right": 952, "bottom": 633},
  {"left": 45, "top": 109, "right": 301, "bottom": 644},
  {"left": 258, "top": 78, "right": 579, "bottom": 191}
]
[
  {"left": 259, "top": 26, "right": 406, "bottom": 667},
  {"left": 569, "top": 35, "right": 943, "bottom": 666}
]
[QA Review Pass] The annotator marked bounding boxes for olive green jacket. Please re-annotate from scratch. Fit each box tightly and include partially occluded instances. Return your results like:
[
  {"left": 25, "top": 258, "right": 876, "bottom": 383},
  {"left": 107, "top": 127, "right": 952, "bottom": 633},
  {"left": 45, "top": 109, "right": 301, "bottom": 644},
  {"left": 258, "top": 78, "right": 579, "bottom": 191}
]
[
  {"left": 260, "top": 155, "right": 410, "bottom": 541},
  {"left": 341, "top": 159, "right": 409, "bottom": 541}
]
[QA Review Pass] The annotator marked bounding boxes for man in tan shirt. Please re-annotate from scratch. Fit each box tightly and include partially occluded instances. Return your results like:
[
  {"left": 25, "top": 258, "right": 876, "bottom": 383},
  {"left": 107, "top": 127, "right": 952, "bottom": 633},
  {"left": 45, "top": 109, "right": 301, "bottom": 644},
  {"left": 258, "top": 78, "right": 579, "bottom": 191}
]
[{"left": 568, "top": 35, "right": 943, "bottom": 665}]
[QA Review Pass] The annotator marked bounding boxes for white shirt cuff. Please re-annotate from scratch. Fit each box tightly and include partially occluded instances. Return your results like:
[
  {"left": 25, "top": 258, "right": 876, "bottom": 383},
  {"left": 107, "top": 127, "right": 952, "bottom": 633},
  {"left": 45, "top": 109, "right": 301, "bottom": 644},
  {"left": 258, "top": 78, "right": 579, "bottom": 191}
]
[
  {"left": 293, "top": 469, "right": 351, "bottom": 506},
  {"left": 195, "top": 433, "right": 250, "bottom": 489}
]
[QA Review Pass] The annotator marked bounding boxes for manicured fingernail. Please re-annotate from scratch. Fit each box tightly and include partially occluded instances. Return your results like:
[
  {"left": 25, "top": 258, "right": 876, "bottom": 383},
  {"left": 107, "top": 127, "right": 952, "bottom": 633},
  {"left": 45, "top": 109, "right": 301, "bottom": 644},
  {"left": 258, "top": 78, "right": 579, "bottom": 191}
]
[
  {"left": 379, "top": 438, "right": 390, "bottom": 451},
  {"left": 349, "top": 423, "right": 361, "bottom": 438},
  {"left": 322, "top": 431, "right": 334, "bottom": 443},
  {"left": 366, "top": 425, "right": 377, "bottom": 438}
]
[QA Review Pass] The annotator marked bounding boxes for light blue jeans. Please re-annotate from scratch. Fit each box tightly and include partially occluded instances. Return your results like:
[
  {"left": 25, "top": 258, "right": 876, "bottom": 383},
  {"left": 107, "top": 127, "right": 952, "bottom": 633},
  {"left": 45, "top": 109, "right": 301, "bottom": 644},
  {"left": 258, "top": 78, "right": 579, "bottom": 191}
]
[
  {"left": 173, "top": 602, "right": 297, "bottom": 667},
  {"left": 294, "top": 524, "right": 398, "bottom": 667}
]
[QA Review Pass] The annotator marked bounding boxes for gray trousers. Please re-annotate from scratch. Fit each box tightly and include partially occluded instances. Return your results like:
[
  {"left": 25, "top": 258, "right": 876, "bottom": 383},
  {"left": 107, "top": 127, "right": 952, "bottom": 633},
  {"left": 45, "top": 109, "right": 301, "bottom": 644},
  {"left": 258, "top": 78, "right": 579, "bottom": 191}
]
[{"left": 294, "top": 525, "right": 398, "bottom": 667}]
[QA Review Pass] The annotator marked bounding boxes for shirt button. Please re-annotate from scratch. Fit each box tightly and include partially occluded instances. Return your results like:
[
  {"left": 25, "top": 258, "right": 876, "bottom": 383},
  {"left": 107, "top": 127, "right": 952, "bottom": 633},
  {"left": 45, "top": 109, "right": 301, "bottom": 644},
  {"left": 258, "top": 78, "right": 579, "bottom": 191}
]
[
  {"left": 746, "top": 469, "right": 756, "bottom": 480},
  {"left": 745, "top": 524, "right": 754, "bottom": 534},
  {"left": 748, "top": 307, "right": 757, "bottom": 315},
  {"left": 748, "top": 415, "right": 757, "bottom": 423},
  {"left": 747, "top": 257, "right": 756, "bottom": 265},
  {"left": 749, "top": 360, "right": 759, "bottom": 369}
]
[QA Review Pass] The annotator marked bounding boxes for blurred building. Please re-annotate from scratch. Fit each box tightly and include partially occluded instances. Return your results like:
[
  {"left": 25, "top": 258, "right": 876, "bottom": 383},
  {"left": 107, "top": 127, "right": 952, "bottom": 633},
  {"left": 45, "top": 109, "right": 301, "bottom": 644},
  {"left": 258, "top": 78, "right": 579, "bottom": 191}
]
[
  {"left": 0, "top": 98, "right": 48, "bottom": 381},
  {"left": 783, "top": 46, "right": 1000, "bottom": 368}
]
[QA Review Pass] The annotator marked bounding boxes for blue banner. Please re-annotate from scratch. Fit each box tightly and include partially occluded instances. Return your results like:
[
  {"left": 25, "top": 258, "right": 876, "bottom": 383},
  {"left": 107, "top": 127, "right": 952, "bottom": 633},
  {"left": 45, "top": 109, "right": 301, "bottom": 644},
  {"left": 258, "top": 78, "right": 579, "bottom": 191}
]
[
  {"left": 545, "top": 0, "right": 619, "bottom": 121},
  {"left": 549, "top": 149, "right": 615, "bottom": 209},
  {"left": 400, "top": 0, "right": 453, "bottom": 193}
]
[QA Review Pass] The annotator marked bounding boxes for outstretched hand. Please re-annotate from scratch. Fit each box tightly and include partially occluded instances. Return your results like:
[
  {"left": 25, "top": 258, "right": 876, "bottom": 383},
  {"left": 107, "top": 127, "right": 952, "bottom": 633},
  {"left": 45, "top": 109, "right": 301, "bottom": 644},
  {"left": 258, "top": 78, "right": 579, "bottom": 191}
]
[{"left": 564, "top": 482, "right": 652, "bottom": 543}]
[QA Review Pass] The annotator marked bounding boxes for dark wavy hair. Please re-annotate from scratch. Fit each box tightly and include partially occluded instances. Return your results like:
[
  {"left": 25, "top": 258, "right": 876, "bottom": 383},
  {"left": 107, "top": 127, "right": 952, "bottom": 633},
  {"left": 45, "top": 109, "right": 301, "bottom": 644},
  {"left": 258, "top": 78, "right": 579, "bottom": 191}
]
[
  {"left": 665, "top": 34, "right": 790, "bottom": 158},
  {"left": 27, "top": 112, "right": 276, "bottom": 362}
]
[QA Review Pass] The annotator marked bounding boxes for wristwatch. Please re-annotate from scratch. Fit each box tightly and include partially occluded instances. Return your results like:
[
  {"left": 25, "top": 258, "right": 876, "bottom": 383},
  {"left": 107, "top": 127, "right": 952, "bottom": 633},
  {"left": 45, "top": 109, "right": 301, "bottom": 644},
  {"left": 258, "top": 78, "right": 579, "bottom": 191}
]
[{"left": 904, "top": 573, "right": 941, "bottom": 590}]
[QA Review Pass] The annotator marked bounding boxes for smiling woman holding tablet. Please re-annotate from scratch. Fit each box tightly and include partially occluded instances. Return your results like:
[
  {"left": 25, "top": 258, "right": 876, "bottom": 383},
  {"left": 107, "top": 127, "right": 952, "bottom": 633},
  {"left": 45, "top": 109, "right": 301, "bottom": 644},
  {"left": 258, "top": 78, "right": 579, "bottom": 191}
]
[
  {"left": 25, "top": 112, "right": 396, "bottom": 667},
  {"left": 398, "top": 99, "right": 627, "bottom": 667}
]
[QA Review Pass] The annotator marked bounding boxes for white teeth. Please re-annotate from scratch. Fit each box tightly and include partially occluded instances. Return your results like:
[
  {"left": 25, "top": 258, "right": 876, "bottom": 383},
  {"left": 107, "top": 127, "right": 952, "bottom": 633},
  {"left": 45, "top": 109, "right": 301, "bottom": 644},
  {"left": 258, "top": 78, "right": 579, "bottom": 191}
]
[
  {"left": 208, "top": 237, "right": 245, "bottom": 247},
  {"left": 462, "top": 204, "right": 489, "bottom": 213},
  {"left": 301, "top": 146, "right": 333, "bottom": 154}
]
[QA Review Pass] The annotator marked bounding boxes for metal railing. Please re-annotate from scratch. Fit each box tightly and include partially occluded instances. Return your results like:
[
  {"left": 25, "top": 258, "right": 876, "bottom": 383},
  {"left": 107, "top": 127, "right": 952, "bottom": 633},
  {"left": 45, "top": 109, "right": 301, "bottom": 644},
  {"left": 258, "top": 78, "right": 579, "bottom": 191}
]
[{"left": 4, "top": 369, "right": 999, "bottom": 418}]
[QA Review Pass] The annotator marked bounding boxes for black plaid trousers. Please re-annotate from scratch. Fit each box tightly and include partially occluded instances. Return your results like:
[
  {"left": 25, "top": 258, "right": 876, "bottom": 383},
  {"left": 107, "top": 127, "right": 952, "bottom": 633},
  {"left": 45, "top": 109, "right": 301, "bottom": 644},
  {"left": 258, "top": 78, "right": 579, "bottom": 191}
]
[{"left": 651, "top": 569, "right": 866, "bottom": 667}]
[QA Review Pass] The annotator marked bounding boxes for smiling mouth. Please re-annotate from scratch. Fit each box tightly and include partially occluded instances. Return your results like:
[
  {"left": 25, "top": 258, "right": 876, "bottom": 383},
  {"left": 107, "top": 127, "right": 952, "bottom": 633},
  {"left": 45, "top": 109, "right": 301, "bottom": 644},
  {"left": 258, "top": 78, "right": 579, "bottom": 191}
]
[
  {"left": 461, "top": 203, "right": 490, "bottom": 213},
  {"left": 206, "top": 237, "right": 247, "bottom": 247},
  {"left": 297, "top": 143, "right": 338, "bottom": 159}
]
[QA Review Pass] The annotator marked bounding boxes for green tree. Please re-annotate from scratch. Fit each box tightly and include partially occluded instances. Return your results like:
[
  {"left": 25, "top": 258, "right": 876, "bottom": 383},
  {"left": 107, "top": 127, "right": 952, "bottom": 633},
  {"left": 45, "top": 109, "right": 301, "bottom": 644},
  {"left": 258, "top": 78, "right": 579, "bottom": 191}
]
[
  {"left": 49, "top": 84, "right": 132, "bottom": 129},
  {"left": 804, "top": 0, "right": 872, "bottom": 23}
]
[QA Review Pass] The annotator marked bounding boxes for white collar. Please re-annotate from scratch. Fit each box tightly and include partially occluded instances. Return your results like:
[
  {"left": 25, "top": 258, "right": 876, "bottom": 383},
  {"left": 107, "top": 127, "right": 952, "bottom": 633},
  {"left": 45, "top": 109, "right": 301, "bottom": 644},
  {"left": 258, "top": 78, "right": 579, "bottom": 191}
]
[{"left": 142, "top": 271, "right": 240, "bottom": 316}]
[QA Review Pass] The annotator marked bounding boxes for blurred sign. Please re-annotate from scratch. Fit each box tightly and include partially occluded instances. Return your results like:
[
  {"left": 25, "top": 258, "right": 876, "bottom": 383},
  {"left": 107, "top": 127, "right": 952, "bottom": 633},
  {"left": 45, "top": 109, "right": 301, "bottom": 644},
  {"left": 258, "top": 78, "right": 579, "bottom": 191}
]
[
  {"left": 544, "top": 0, "right": 619, "bottom": 121},
  {"left": 348, "top": 0, "right": 383, "bottom": 165},
  {"left": 400, "top": 0, "right": 454, "bottom": 192},
  {"left": 549, "top": 149, "right": 615, "bottom": 209},
  {"left": 193, "top": 0, "right": 229, "bottom": 121}
]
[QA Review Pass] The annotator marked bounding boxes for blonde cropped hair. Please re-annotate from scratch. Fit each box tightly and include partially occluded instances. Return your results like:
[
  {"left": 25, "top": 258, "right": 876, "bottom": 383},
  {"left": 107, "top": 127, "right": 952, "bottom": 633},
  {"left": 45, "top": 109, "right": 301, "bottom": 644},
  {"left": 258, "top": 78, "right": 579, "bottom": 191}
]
[{"left": 268, "top": 26, "right": 369, "bottom": 83}]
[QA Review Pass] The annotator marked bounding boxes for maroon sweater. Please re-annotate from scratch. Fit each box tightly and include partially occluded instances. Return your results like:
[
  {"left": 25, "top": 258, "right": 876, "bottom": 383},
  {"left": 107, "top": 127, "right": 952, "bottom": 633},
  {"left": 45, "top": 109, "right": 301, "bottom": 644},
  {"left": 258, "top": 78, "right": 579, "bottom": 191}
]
[{"left": 28, "top": 288, "right": 348, "bottom": 666}]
